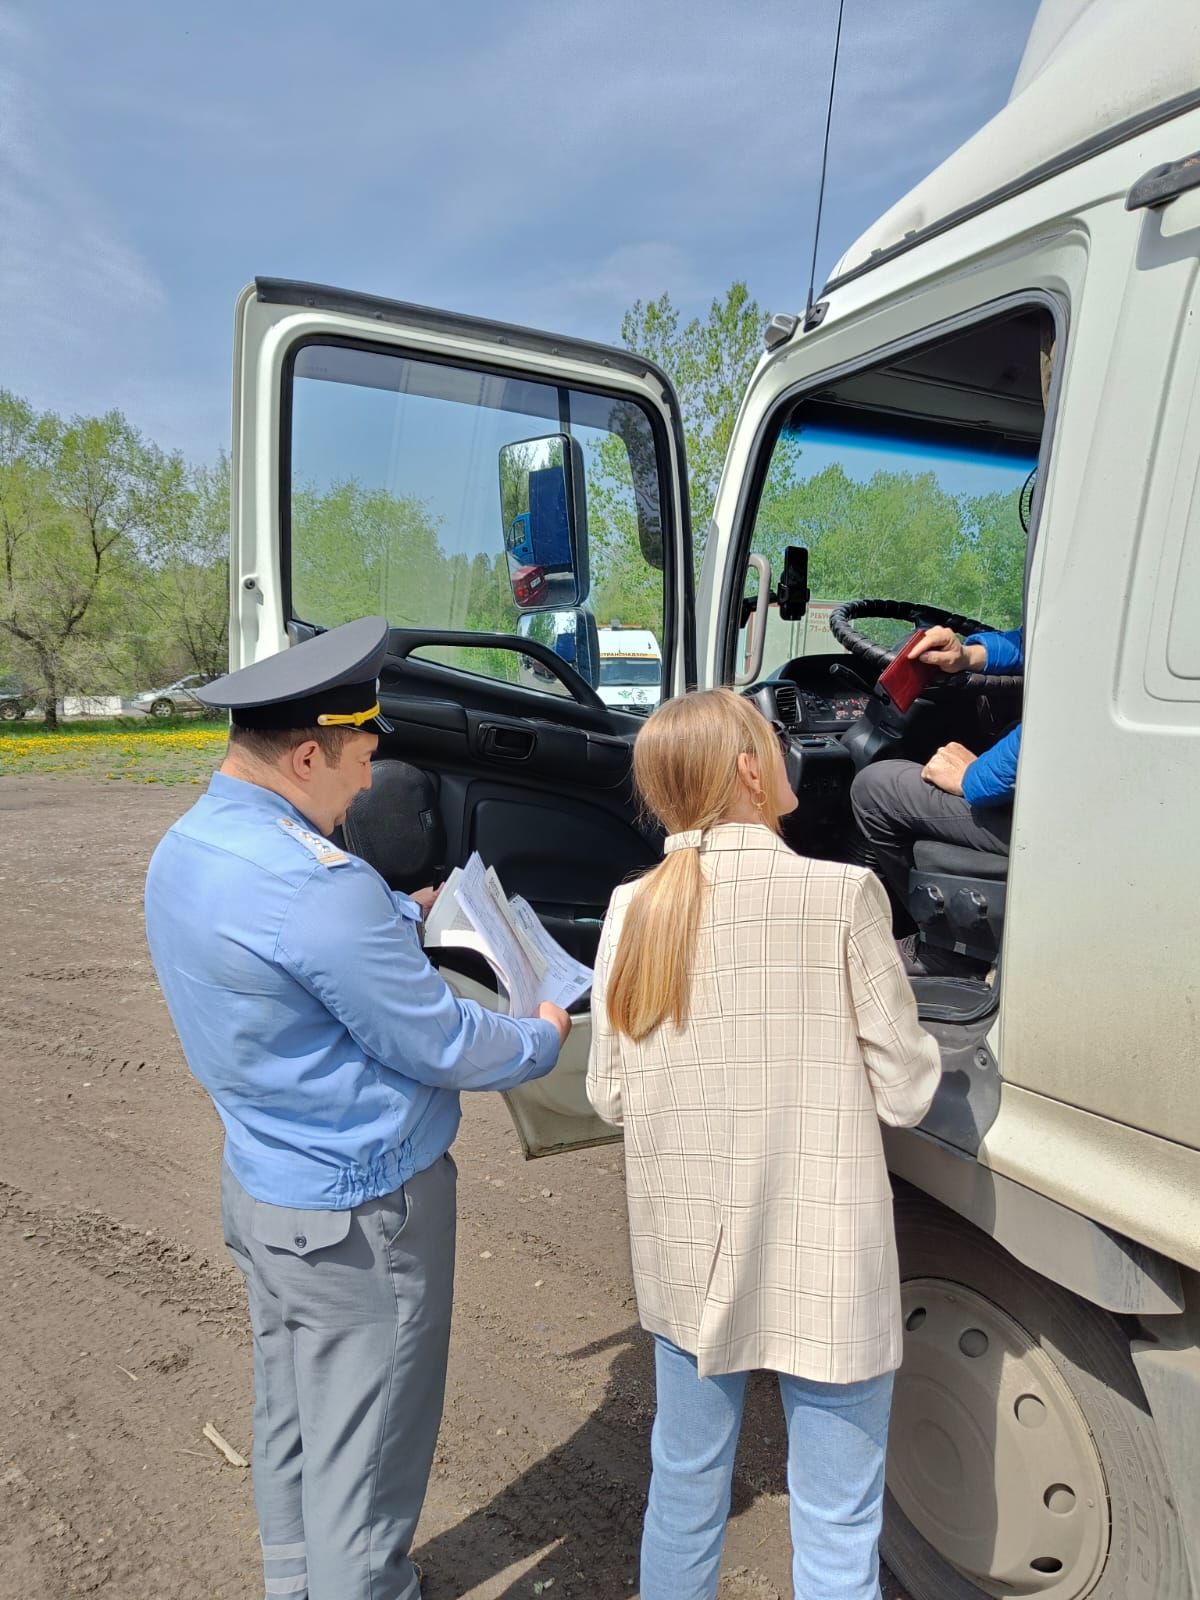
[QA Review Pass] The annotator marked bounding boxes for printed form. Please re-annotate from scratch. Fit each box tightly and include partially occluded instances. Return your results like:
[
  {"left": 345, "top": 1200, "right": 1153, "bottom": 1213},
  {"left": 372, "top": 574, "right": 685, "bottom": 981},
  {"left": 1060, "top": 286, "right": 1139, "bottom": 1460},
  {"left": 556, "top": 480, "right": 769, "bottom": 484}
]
[{"left": 422, "top": 852, "right": 592, "bottom": 1016}]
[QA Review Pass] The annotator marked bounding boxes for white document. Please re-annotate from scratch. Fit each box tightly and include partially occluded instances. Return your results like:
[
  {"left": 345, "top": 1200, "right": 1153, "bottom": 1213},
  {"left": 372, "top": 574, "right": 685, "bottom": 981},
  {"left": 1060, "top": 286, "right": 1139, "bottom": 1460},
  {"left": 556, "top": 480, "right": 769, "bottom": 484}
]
[
  {"left": 421, "top": 865, "right": 475, "bottom": 948},
  {"left": 423, "top": 852, "right": 592, "bottom": 1016},
  {"left": 508, "top": 895, "right": 593, "bottom": 1010}
]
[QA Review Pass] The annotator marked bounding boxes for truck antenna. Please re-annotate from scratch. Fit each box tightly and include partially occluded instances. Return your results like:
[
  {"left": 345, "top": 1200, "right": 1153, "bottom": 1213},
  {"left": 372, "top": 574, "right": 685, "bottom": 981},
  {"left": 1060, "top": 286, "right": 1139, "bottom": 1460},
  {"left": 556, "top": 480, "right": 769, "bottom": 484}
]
[{"left": 805, "top": 0, "right": 846, "bottom": 329}]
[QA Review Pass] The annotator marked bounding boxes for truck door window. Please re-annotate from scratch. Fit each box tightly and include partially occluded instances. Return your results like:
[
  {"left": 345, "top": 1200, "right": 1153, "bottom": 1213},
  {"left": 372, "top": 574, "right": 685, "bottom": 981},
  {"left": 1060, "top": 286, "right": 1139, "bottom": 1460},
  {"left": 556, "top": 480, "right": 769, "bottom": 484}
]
[
  {"left": 286, "top": 341, "right": 666, "bottom": 699},
  {"left": 740, "top": 306, "right": 1053, "bottom": 680}
]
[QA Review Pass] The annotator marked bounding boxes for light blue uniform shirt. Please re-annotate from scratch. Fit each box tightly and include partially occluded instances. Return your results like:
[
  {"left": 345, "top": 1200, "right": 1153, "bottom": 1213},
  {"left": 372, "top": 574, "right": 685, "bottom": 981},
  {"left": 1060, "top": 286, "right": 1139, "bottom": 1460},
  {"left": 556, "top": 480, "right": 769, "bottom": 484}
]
[
  {"left": 961, "top": 627, "right": 1024, "bottom": 808},
  {"left": 144, "top": 772, "right": 560, "bottom": 1209}
]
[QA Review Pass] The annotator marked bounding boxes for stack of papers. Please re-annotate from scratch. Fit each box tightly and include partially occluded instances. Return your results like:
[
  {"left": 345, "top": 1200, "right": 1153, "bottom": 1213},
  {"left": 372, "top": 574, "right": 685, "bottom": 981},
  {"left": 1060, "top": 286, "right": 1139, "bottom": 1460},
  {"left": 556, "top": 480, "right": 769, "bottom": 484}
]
[{"left": 422, "top": 852, "right": 593, "bottom": 1016}]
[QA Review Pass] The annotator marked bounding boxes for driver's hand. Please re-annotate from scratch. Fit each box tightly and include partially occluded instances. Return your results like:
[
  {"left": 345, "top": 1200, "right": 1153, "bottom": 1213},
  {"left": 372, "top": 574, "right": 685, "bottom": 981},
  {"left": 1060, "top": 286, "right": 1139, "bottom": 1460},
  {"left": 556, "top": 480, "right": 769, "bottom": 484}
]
[
  {"left": 922, "top": 742, "right": 977, "bottom": 796},
  {"left": 909, "top": 627, "right": 986, "bottom": 674}
]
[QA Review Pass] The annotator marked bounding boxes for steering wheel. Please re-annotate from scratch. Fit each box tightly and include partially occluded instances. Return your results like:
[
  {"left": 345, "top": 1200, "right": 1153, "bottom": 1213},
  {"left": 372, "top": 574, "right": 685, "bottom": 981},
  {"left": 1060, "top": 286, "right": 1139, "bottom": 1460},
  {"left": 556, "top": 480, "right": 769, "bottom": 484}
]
[{"left": 828, "top": 598, "right": 1024, "bottom": 693}]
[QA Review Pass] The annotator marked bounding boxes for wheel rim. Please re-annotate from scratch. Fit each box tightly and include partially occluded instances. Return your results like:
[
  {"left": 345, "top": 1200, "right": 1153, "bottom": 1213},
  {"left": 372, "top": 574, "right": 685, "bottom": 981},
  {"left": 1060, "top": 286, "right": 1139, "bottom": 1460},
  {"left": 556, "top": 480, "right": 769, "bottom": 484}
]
[
  {"left": 151, "top": 700, "right": 171, "bottom": 717},
  {"left": 888, "top": 1279, "right": 1109, "bottom": 1598}
]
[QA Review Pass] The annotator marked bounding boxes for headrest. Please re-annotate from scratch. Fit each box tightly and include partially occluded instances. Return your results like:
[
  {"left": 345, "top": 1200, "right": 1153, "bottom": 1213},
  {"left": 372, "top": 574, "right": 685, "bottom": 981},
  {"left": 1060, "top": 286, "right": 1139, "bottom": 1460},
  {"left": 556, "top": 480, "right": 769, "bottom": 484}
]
[{"left": 342, "top": 759, "right": 445, "bottom": 891}]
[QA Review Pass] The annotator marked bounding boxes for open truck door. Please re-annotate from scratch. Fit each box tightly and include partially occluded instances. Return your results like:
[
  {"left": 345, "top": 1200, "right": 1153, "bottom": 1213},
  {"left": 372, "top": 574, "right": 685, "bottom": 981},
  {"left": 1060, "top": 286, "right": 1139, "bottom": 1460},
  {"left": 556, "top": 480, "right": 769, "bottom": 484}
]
[{"left": 230, "top": 278, "right": 694, "bottom": 1156}]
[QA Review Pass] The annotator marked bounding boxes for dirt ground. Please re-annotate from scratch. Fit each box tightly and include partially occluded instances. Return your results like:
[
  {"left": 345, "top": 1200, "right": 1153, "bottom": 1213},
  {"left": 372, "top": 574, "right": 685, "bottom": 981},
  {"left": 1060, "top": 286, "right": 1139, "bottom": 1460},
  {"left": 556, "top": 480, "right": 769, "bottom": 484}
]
[{"left": 0, "top": 776, "right": 909, "bottom": 1600}]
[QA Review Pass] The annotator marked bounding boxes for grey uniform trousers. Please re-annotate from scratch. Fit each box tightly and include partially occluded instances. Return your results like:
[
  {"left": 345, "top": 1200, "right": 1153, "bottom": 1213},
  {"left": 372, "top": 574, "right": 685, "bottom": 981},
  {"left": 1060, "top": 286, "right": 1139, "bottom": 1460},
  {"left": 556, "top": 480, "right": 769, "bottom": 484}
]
[
  {"left": 221, "top": 1153, "right": 457, "bottom": 1600},
  {"left": 851, "top": 759, "right": 1012, "bottom": 924}
]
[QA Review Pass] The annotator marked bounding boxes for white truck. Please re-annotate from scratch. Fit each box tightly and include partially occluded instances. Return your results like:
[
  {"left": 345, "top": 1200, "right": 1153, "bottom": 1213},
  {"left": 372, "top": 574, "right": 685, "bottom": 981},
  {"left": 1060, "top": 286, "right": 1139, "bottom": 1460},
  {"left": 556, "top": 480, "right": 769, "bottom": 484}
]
[
  {"left": 595, "top": 627, "right": 661, "bottom": 712},
  {"left": 226, "top": 2, "right": 1200, "bottom": 1593}
]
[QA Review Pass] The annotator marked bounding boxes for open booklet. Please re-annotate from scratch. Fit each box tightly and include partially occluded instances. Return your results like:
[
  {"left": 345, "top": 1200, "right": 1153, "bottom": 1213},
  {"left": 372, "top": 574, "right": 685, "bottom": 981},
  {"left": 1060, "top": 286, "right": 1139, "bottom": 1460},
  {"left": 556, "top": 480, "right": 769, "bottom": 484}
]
[{"left": 422, "top": 851, "right": 593, "bottom": 1017}]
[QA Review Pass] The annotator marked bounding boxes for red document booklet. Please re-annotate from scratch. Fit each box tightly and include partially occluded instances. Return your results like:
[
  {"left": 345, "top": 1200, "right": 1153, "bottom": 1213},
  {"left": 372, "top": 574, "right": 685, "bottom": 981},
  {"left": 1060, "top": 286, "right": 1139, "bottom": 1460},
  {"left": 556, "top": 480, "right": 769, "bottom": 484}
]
[{"left": 875, "top": 628, "right": 942, "bottom": 713}]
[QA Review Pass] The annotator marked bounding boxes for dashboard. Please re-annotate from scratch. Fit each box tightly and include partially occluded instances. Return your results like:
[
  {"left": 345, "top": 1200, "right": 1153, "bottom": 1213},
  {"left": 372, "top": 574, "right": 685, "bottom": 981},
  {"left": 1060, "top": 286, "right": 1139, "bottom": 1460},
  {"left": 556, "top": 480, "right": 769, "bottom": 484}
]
[
  {"left": 792, "top": 687, "right": 870, "bottom": 727},
  {"left": 750, "top": 654, "right": 876, "bottom": 736}
]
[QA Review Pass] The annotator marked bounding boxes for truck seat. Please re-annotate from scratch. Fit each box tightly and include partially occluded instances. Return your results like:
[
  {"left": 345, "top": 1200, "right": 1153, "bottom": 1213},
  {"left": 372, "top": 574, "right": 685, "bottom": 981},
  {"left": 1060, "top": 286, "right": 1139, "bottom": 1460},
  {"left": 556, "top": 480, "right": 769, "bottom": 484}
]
[
  {"left": 341, "top": 758, "right": 446, "bottom": 893},
  {"left": 907, "top": 839, "right": 1008, "bottom": 963}
]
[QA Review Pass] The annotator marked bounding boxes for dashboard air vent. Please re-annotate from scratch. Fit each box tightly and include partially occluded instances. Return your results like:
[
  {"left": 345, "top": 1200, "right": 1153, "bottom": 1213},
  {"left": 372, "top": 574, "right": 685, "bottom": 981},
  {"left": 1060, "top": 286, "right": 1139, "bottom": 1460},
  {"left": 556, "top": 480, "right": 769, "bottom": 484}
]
[{"left": 773, "top": 683, "right": 800, "bottom": 727}]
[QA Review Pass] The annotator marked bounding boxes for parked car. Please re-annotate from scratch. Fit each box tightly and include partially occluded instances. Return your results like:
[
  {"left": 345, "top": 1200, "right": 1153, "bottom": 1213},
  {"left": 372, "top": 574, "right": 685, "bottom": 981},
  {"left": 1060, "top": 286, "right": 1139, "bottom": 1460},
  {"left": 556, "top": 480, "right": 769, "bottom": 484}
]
[
  {"left": 0, "top": 678, "right": 34, "bottom": 721},
  {"left": 128, "top": 673, "right": 214, "bottom": 718}
]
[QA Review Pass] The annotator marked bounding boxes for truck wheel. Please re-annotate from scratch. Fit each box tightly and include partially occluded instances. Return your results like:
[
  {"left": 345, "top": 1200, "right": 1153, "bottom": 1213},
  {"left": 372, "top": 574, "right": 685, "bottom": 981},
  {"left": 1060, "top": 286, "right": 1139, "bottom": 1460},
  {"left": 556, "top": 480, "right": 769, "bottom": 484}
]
[
  {"left": 0, "top": 701, "right": 20, "bottom": 720},
  {"left": 883, "top": 1190, "right": 1190, "bottom": 1600},
  {"left": 150, "top": 697, "right": 174, "bottom": 718}
]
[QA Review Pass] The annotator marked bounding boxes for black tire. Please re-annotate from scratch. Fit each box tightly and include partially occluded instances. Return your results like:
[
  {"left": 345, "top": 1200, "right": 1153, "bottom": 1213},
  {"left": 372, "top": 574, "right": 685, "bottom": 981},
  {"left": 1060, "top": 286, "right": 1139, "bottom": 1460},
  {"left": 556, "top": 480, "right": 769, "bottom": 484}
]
[
  {"left": 883, "top": 1189, "right": 1190, "bottom": 1600},
  {"left": 0, "top": 701, "right": 20, "bottom": 720},
  {"left": 150, "top": 698, "right": 174, "bottom": 718}
]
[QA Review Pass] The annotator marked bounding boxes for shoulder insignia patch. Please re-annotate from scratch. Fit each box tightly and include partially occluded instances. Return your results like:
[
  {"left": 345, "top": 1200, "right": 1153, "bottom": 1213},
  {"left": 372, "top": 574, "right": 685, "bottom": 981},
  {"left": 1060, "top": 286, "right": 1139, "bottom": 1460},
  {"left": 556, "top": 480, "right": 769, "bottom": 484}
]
[{"left": 277, "top": 816, "right": 350, "bottom": 868}]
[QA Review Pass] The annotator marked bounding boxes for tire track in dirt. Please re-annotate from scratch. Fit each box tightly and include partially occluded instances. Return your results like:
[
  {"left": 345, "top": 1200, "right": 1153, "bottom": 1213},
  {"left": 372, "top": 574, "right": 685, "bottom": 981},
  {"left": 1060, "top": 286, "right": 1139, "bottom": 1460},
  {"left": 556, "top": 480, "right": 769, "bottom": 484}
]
[{"left": 0, "top": 1181, "right": 247, "bottom": 1339}]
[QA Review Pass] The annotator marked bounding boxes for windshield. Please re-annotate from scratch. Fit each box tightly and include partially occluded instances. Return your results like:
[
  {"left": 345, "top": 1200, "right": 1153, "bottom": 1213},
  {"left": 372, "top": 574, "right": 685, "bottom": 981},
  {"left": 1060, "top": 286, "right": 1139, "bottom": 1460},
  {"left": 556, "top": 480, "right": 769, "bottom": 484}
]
[
  {"left": 599, "top": 658, "right": 660, "bottom": 687},
  {"left": 748, "top": 408, "right": 1037, "bottom": 668}
]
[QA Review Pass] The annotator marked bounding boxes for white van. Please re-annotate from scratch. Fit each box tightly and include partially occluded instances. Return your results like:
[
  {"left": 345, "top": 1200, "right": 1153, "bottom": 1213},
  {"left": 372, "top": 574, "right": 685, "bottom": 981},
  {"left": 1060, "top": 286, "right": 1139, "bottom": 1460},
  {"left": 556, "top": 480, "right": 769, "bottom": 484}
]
[
  {"left": 596, "top": 627, "right": 661, "bottom": 712},
  {"left": 226, "top": 4, "right": 1200, "bottom": 1592}
]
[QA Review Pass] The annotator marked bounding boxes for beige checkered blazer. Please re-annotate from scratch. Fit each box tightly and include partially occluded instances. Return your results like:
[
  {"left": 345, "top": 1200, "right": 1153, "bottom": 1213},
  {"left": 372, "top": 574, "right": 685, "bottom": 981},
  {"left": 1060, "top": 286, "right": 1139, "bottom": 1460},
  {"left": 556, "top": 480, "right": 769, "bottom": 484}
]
[{"left": 587, "top": 823, "right": 941, "bottom": 1383}]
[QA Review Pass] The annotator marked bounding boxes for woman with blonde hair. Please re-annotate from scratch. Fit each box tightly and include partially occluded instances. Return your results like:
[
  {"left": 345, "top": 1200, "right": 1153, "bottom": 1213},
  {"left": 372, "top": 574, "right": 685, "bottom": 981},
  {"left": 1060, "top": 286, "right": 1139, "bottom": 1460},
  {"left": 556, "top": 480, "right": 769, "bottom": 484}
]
[{"left": 587, "top": 688, "right": 940, "bottom": 1600}]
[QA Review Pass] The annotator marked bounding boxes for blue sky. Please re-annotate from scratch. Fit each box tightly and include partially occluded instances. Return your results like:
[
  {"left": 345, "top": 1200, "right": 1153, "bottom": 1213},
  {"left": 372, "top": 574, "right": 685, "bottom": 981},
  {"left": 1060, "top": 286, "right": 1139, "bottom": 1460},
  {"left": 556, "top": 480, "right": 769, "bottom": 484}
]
[{"left": 0, "top": 0, "right": 1040, "bottom": 467}]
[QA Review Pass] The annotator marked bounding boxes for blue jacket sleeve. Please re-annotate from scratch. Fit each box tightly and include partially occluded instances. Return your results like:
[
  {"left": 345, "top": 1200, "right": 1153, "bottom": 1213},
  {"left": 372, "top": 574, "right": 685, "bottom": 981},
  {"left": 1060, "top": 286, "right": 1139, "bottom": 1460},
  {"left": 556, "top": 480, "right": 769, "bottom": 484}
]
[
  {"left": 962, "top": 724, "right": 1021, "bottom": 807},
  {"left": 959, "top": 626, "right": 1024, "bottom": 805},
  {"left": 275, "top": 862, "right": 560, "bottom": 1092},
  {"left": 964, "top": 626, "right": 1024, "bottom": 674}
]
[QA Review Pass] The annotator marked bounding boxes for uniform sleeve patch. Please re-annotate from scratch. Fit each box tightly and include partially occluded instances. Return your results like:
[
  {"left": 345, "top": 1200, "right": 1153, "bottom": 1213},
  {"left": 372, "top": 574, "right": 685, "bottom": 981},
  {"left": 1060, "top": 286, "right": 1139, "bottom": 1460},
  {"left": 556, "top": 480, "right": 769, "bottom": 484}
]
[{"left": 277, "top": 816, "right": 350, "bottom": 868}]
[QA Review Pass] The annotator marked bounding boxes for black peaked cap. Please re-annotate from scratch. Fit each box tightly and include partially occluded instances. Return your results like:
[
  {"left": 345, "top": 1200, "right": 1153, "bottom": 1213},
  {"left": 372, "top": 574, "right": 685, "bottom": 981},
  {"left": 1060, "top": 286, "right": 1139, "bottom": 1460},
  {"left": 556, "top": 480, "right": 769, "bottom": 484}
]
[{"left": 197, "top": 616, "right": 393, "bottom": 733}]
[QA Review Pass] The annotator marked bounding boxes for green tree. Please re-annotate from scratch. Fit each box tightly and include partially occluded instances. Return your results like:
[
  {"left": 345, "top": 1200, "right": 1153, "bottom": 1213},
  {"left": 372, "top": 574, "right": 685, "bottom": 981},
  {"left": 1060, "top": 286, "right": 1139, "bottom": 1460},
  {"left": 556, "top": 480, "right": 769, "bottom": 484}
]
[
  {"left": 290, "top": 479, "right": 446, "bottom": 629},
  {"left": 117, "top": 452, "right": 230, "bottom": 688},
  {"left": 618, "top": 282, "right": 765, "bottom": 551},
  {"left": 0, "top": 393, "right": 183, "bottom": 726},
  {"left": 159, "top": 453, "right": 230, "bottom": 680}
]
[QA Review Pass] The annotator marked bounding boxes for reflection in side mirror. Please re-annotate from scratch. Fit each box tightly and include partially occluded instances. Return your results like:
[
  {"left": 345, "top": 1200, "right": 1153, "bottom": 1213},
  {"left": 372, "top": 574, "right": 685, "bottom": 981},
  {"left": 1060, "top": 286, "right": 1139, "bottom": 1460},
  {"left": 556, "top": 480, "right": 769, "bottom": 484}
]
[
  {"left": 516, "top": 609, "right": 600, "bottom": 694},
  {"left": 499, "top": 434, "right": 589, "bottom": 611}
]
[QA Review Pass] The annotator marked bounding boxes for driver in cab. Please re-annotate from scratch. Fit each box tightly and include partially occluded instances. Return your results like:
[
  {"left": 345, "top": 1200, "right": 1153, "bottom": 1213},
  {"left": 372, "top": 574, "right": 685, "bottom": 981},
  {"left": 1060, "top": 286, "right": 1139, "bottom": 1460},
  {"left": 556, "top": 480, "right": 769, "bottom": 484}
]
[{"left": 851, "top": 623, "right": 1023, "bottom": 977}]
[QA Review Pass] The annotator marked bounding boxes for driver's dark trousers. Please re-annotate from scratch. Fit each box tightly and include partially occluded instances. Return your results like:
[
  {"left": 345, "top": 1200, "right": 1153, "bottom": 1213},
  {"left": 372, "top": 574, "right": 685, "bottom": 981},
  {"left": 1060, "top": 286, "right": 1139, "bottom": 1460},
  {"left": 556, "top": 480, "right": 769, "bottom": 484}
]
[{"left": 851, "top": 760, "right": 1012, "bottom": 930}]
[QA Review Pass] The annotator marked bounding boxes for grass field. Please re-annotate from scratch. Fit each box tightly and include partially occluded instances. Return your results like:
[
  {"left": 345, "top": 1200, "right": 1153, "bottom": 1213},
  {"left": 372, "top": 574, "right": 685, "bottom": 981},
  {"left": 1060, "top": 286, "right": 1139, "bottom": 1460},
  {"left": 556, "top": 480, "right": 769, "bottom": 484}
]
[{"left": 0, "top": 716, "right": 228, "bottom": 784}]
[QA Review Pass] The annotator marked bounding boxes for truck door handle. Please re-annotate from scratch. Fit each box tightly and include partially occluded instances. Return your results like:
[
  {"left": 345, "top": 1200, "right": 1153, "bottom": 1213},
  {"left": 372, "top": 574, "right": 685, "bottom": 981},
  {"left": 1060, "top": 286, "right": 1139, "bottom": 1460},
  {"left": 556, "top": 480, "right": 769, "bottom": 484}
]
[{"left": 479, "top": 723, "right": 536, "bottom": 761}]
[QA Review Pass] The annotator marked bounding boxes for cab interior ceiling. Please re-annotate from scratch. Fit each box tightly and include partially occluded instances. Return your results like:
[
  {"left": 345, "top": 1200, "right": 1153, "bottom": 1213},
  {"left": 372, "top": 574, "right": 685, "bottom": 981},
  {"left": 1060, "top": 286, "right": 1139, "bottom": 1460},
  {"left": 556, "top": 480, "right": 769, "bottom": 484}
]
[{"left": 807, "top": 307, "right": 1049, "bottom": 443}]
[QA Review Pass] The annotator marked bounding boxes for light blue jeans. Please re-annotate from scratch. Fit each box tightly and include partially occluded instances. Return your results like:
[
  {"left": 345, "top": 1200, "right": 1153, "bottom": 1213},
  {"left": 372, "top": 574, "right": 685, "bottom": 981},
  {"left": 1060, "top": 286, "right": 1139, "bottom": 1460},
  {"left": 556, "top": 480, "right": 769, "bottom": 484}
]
[{"left": 640, "top": 1336, "right": 894, "bottom": 1600}]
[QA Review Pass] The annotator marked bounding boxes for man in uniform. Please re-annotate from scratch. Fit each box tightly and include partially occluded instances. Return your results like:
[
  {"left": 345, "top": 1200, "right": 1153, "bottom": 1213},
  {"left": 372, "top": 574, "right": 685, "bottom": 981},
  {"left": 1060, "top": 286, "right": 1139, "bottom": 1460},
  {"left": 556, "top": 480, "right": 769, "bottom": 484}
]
[{"left": 144, "top": 616, "right": 571, "bottom": 1600}]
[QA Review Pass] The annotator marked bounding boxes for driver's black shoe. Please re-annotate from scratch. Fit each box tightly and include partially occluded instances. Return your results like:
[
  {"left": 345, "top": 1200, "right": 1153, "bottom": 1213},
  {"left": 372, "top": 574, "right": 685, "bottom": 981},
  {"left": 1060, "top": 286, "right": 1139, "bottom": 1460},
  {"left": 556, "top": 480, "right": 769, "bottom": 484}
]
[{"left": 898, "top": 935, "right": 990, "bottom": 981}]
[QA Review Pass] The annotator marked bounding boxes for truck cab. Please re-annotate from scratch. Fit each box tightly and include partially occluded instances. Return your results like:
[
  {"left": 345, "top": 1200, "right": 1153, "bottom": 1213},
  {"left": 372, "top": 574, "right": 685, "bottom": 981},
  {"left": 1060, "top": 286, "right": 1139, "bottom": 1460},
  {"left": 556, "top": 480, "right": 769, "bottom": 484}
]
[{"left": 227, "top": 3, "right": 1200, "bottom": 1593}]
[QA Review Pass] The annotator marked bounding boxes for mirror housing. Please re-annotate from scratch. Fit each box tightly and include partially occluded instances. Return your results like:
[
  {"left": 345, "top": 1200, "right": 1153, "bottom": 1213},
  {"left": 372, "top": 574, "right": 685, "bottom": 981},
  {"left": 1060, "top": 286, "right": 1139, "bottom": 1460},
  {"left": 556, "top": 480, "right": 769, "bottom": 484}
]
[
  {"left": 776, "top": 545, "right": 810, "bottom": 621},
  {"left": 499, "top": 434, "right": 589, "bottom": 610},
  {"left": 516, "top": 609, "right": 600, "bottom": 694}
]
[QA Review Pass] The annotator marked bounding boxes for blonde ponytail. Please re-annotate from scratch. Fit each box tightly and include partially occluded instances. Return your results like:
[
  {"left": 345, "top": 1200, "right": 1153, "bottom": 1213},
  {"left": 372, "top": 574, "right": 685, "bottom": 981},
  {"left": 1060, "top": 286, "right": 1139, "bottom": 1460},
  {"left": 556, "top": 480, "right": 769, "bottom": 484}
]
[
  {"left": 605, "top": 844, "right": 706, "bottom": 1041},
  {"left": 604, "top": 688, "right": 785, "bottom": 1042}
]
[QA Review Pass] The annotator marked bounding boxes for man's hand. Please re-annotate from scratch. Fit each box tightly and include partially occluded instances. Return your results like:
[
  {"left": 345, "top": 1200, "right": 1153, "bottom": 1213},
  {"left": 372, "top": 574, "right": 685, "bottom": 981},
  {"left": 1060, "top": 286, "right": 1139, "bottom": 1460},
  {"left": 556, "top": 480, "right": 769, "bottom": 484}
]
[
  {"left": 910, "top": 626, "right": 986, "bottom": 675},
  {"left": 538, "top": 1001, "right": 572, "bottom": 1046},
  {"left": 922, "top": 741, "right": 977, "bottom": 796},
  {"left": 410, "top": 883, "right": 444, "bottom": 918}
]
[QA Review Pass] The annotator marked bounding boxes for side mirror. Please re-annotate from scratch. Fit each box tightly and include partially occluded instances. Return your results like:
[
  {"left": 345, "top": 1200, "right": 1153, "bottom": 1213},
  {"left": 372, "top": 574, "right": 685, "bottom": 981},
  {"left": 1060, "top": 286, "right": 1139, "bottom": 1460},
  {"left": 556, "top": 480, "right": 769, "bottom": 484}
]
[
  {"left": 776, "top": 545, "right": 810, "bottom": 621},
  {"left": 516, "top": 609, "right": 600, "bottom": 694},
  {"left": 499, "top": 434, "right": 589, "bottom": 611}
]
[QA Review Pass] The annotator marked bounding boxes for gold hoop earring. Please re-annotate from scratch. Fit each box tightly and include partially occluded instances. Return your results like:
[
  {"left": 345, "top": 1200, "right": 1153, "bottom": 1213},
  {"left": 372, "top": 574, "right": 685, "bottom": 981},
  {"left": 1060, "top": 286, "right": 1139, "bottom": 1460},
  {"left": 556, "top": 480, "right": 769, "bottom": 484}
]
[{"left": 753, "top": 791, "right": 767, "bottom": 813}]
